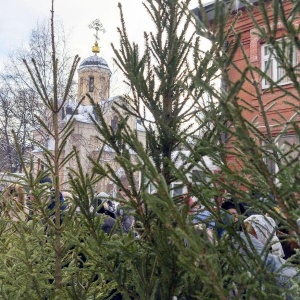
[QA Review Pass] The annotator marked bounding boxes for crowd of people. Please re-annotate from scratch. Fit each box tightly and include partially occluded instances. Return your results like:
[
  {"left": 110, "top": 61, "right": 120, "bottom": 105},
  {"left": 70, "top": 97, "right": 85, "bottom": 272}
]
[
  {"left": 91, "top": 189, "right": 300, "bottom": 298},
  {"left": 0, "top": 179, "right": 136, "bottom": 236},
  {"left": 190, "top": 194, "right": 300, "bottom": 298},
  {"left": 1, "top": 180, "right": 300, "bottom": 259},
  {"left": 1, "top": 179, "right": 300, "bottom": 298}
]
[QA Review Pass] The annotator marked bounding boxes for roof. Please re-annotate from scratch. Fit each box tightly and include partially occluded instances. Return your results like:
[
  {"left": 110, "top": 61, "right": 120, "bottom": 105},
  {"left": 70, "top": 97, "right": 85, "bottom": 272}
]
[
  {"left": 192, "top": 0, "right": 259, "bottom": 23},
  {"left": 78, "top": 54, "right": 111, "bottom": 73},
  {"left": 172, "top": 150, "right": 219, "bottom": 172},
  {"left": 63, "top": 98, "right": 116, "bottom": 124}
]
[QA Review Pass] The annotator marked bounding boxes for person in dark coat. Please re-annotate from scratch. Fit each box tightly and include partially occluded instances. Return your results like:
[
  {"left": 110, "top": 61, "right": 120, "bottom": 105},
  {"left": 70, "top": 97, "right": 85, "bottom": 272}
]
[
  {"left": 39, "top": 177, "right": 67, "bottom": 221},
  {"left": 102, "top": 189, "right": 135, "bottom": 235},
  {"left": 94, "top": 192, "right": 116, "bottom": 219},
  {"left": 101, "top": 206, "right": 135, "bottom": 235}
]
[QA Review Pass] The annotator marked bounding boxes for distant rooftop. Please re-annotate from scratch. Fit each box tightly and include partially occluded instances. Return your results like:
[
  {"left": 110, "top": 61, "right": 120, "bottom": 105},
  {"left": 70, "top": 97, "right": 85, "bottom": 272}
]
[{"left": 192, "top": 0, "right": 259, "bottom": 23}]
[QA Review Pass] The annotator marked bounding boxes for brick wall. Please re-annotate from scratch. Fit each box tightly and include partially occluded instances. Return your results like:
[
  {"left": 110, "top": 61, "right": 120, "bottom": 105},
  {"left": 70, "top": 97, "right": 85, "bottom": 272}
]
[{"left": 219, "top": 0, "right": 300, "bottom": 167}]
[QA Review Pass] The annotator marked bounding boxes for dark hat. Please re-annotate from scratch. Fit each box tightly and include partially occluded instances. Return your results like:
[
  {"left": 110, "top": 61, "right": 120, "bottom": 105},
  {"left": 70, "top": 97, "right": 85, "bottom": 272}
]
[
  {"left": 221, "top": 200, "right": 246, "bottom": 215},
  {"left": 40, "top": 177, "right": 52, "bottom": 184},
  {"left": 221, "top": 201, "right": 236, "bottom": 211}
]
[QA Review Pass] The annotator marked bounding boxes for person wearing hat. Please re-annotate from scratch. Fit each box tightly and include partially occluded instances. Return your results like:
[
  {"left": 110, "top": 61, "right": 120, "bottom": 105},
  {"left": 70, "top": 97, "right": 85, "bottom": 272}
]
[
  {"left": 244, "top": 214, "right": 284, "bottom": 258},
  {"left": 102, "top": 189, "right": 135, "bottom": 235},
  {"left": 214, "top": 200, "right": 245, "bottom": 238},
  {"left": 235, "top": 221, "right": 300, "bottom": 296}
]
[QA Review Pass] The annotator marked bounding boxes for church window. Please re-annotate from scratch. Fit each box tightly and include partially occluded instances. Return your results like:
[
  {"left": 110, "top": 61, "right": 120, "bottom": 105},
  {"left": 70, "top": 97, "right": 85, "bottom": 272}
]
[
  {"left": 89, "top": 76, "right": 94, "bottom": 92},
  {"left": 111, "top": 115, "right": 119, "bottom": 132}
]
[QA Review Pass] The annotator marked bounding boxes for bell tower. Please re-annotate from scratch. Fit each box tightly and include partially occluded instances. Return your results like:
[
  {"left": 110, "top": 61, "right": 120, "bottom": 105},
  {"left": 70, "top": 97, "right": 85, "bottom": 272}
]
[{"left": 77, "top": 19, "right": 111, "bottom": 105}]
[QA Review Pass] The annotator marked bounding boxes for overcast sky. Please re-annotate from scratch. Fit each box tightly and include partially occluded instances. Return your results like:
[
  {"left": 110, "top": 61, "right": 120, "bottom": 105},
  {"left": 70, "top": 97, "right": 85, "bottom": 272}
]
[{"left": 0, "top": 0, "right": 202, "bottom": 71}]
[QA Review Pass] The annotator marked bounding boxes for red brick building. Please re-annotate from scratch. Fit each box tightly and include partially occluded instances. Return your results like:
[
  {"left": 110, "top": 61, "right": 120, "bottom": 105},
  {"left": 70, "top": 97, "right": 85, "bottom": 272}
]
[{"left": 194, "top": 0, "right": 300, "bottom": 173}]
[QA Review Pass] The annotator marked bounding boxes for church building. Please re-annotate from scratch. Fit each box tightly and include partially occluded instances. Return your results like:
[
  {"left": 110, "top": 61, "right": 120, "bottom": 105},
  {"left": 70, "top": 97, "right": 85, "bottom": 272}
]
[{"left": 32, "top": 39, "right": 146, "bottom": 196}]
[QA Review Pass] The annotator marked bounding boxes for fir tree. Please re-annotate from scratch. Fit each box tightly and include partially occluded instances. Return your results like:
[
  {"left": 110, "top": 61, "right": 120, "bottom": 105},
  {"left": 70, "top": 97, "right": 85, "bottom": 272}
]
[{"left": 0, "top": 0, "right": 300, "bottom": 299}]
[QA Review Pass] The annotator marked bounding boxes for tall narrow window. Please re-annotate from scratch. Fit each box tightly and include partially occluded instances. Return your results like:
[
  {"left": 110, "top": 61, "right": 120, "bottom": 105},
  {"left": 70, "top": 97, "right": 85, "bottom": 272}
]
[
  {"left": 89, "top": 76, "right": 94, "bottom": 92},
  {"left": 261, "top": 39, "right": 298, "bottom": 88},
  {"left": 111, "top": 115, "right": 119, "bottom": 132}
]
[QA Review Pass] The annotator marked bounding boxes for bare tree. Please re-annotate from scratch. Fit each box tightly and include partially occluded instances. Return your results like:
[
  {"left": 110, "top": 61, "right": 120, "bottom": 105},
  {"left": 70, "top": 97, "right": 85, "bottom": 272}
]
[
  {"left": 0, "top": 85, "right": 38, "bottom": 172},
  {"left": 0, "top": 19, "right": 76, "bottom": 172}
]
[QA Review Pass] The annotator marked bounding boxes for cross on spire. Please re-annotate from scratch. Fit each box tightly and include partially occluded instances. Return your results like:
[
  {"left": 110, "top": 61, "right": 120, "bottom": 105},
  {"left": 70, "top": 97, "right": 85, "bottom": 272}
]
[{"left": 89, "top": 19, "right": 106, "bottom": 54}]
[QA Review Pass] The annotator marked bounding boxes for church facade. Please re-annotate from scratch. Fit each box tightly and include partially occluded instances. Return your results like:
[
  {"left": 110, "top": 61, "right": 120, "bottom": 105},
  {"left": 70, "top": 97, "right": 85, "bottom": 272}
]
[{"left": 32, "top": 42, "right": 146, "bottom": 196}]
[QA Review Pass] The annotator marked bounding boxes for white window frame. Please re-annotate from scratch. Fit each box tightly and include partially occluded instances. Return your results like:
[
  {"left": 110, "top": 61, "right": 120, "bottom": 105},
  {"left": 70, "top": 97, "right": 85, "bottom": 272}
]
[
  {"left": 262, "top": 135, "right": 299, "bottom": 176},
  {"left": 147, "top": 182, "right": 157, "bottom": 194},
  {"left": 263, "top": 145, "right": 279, "bottom": 175},
  {"left": 261, "top": 39, "right": 298, "bottom": 89},
  {"left": 170, "top": 182, "right": 186, "bottom": 197}
]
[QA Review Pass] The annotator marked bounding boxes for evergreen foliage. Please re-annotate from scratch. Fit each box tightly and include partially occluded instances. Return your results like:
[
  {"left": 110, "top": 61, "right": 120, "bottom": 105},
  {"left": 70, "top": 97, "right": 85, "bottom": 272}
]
[{"left": 0, "top": 0, "right": 300, "bottom": 299}]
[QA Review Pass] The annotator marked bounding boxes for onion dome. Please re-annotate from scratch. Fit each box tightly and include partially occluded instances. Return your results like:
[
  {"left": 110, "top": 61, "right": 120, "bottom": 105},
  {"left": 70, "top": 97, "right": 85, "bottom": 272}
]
[{"left": 78, "top": 54, "right": 111, "bottom": 73}]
